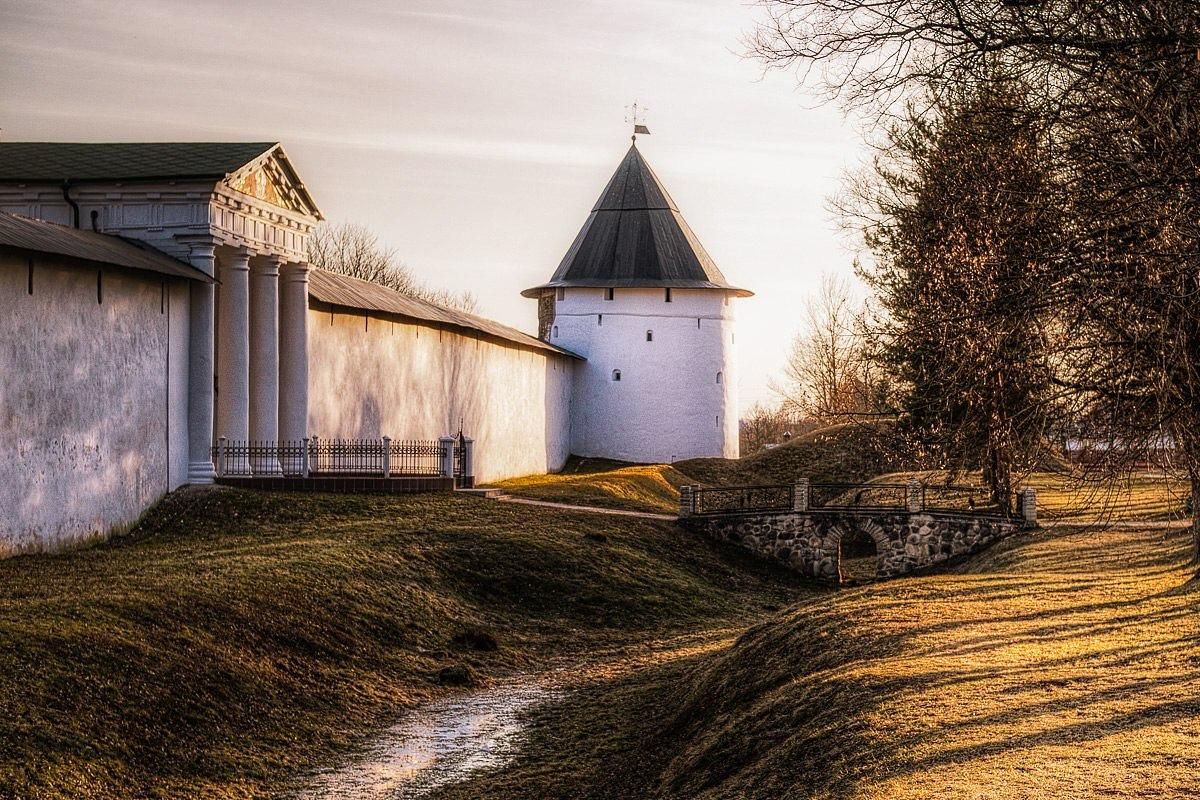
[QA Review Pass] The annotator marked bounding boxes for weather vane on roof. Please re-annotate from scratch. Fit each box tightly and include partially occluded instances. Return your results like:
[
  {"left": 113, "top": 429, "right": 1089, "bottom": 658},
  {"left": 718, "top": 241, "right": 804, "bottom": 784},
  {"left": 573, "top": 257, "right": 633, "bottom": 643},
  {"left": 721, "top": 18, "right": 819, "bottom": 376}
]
[{"left": 625, "top": 101, "right": 651, "bottom": 142}]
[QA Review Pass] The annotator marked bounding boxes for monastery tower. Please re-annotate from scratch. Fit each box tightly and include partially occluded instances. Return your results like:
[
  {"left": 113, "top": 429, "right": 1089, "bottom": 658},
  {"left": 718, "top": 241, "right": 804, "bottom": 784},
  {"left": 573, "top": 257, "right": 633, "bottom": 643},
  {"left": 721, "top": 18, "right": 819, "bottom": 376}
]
[{"left": 523, "top": 139, "right": 752, "bottom": 463}]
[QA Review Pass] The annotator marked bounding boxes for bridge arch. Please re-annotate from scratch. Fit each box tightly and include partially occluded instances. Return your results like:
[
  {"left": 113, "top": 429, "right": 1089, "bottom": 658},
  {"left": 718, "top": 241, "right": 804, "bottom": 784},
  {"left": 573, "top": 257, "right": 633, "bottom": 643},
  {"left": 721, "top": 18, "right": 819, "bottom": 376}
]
[{"left": 828, "top": 517, "right": 891, "bottom": 583}]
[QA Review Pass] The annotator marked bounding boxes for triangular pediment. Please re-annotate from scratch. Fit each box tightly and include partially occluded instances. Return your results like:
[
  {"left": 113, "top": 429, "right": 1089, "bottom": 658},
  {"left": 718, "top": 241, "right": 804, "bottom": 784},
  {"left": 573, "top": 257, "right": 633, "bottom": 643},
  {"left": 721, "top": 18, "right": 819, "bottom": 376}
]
[{"left": 222, "top": 145, "right": 322, "bottom": 220}]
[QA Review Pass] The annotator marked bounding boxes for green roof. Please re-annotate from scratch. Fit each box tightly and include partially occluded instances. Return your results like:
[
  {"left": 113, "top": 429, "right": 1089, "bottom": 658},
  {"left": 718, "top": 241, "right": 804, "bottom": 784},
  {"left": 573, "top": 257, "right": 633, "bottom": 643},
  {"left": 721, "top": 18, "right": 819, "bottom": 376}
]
[{"left": 0, "top": 142, "right": 278, "bottom": 182}]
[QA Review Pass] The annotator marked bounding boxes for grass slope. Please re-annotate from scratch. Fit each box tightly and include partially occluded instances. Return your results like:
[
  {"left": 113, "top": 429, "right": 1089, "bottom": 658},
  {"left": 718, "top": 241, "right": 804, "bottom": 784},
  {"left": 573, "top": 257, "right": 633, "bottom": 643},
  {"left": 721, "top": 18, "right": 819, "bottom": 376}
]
[
  {"left": 435, "top": 525, "right": 1200, "bottom": 800},
  {"left": 676, "top": 421, "right": 917, "bottom": 487},
  {"left": 489, "top": 457, "right": 691, "bottom": 514},
  {"left": 0, "top": 488, "right": 806, "bottom": 799}
]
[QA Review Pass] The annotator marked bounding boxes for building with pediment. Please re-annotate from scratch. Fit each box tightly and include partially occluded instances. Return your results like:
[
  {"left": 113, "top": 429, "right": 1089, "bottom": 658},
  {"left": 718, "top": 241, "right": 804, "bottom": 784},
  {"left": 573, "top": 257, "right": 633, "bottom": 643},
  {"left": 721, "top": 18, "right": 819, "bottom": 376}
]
[{"left": 0, "top": 138, "right": 745, "bottom": 556}]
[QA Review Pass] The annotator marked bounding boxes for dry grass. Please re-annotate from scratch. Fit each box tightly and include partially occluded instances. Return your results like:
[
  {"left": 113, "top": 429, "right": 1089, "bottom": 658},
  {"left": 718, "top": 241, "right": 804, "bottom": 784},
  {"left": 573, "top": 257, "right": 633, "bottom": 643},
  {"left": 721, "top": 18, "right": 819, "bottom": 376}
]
[
  {"left": 489, "top": 458, "right": 691, "bottom": 514},
  {"left": 0, "top": 487, "right": 806, "bottom": 799},
  {"left": 436, "top": 525, "right": 1200, "bottom": 799},
  {"left": 877, "top": 469, "right": 1191, "bottom": 523}
]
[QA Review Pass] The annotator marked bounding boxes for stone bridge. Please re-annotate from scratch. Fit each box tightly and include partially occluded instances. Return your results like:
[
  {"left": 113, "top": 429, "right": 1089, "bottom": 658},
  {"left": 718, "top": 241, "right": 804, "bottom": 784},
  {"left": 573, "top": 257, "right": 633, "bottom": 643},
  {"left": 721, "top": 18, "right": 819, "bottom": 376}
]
[{"left": 678, "top": 480, "right": 1037, "bottom": 584}]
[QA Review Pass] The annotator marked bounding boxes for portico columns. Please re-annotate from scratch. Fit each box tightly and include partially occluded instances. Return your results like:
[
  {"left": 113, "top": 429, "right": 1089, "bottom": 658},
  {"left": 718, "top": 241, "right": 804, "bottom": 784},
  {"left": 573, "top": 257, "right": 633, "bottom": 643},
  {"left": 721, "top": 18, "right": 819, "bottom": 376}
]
[
  {"left": 249, "top": 256, "right": 282, "bottom": 474},
  {"left": 216, "top": 248, "right": 251, "bottom": 443},
  {"left": 185, "top": 242, "right": 217, "bottom": 484},
  {"left": 278, "top": 261, "right": 310, "bottom": 442}
]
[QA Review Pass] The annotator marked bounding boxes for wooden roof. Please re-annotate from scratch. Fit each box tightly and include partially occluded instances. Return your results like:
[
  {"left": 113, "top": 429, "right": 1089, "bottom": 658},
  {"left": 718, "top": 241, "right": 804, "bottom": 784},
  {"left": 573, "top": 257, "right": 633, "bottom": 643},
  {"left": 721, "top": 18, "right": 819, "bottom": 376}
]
[
  {"left": 0, "top": 211, "right": 212, "bottom": 282},
  {"left": 308, "top": 268, "right": 582, "bottom": 359},
  {"left": 523, "top": 143, "right": 751, "bottom": 297}
]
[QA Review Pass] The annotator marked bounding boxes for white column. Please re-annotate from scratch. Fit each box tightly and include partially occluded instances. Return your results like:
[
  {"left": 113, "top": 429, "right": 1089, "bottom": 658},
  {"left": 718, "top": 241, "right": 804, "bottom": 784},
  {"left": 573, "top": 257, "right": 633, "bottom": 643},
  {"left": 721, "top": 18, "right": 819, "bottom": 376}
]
[
  {"left": 185, "top": 243, "right": 217, "bottom": 483},
  {"left": 278, "top": 261, "right": 310, "bottom": 442},
  {"left": 249, "top": 255, "right": 282, "bottom": 475},
  {"left": 216, "top": 248, "right": 251, "bottom": 443}
]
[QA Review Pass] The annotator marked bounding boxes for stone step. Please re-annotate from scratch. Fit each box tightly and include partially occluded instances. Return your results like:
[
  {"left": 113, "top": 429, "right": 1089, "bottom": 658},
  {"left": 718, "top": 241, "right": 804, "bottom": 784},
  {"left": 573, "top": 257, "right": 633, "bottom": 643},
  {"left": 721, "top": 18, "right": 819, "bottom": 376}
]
[{"left": 455, "top": 487, "right": 504, "bottom": 499}]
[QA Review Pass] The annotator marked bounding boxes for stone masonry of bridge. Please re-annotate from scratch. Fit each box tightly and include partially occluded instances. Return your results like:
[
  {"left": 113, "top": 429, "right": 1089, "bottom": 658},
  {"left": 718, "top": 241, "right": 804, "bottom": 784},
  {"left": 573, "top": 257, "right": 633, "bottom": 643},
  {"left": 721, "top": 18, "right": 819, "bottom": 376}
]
[
  {"left": 678, "top": 481, "right": 1036, "bottom": 583},
  {"left": 683, "top": 509, "right": 1023, "bottom": 583}
]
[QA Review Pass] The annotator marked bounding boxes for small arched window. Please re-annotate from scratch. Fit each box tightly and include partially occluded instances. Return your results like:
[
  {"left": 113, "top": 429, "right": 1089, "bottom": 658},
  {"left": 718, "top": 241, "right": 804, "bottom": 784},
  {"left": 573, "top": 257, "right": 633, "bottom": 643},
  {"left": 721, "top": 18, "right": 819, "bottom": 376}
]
[
  {"left": 598, "top": 314, "right": 603, "bottom": 326},
  {"left": 556, "top": 287, "right": 565, "bottom": 301},
  {"left": 646, "top": 330, "right": 653, "bottom": 342},
  {"left": 605, "top": 287, "right": 615, "bottom": 301},
  {"left": 552, "top": 326, "right": 559, "bottom": 338},
  {"left": 612, "top": 369, "right": 622, "bottom": 382},
  {"left": 716, "top": 371, "right": 723, "bottom": 385}
]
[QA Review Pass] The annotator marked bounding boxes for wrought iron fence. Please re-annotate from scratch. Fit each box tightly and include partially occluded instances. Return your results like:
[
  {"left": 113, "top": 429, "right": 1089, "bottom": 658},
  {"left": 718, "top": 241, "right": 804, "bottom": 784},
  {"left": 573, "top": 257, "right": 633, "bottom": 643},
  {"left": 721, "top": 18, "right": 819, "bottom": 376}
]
[
  {"left": 922, "top": 485, "right": 1003, "bottom": 515},
  {"left": 212, "top": 437, "right": 450, "bottom": 478},
  {"left": 389, "top": 439, "right": 446, "bottom": 476},
  {"left": 692, "top": 484, "right": 794, "bottom": 515},
  {"left": 808, "top": 483, "right": 910, "bottom": 510}
]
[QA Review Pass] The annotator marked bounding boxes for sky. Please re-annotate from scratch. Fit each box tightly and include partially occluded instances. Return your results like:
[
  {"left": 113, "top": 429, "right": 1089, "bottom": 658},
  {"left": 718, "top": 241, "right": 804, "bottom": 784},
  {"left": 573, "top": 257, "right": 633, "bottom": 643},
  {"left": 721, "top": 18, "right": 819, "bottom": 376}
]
[{"left": 0, "top": 0, "right": 868, "bottom": 409}]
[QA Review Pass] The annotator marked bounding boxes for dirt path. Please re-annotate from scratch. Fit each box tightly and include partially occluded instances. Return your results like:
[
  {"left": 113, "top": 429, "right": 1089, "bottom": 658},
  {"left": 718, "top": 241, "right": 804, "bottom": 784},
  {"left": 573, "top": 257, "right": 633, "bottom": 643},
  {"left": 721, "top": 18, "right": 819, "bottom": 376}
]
[{"left": 292, "top": 631, "right": 734, "bottom": 799}]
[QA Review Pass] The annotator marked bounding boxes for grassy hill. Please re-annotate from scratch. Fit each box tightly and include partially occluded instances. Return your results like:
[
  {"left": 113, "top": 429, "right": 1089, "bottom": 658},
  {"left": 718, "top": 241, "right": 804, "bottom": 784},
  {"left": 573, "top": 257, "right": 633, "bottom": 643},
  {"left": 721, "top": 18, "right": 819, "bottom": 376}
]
[
  {"left": 435, "top": 524, "right": 1200, "bottom": 800},
  {"left": 489, "top": 457, "right": 692, "bottom": 514},
  {"left": 676, "top": 420, "right": 919, "bottom": 487},
  {"left": 0, "top": 488, "right": 806, "bottom": 799}
]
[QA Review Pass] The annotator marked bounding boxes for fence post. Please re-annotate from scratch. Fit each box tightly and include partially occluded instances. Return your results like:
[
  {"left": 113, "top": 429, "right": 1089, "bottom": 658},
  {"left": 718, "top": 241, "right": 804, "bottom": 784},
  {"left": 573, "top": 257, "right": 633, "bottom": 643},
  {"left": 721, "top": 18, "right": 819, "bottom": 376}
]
[
  {"left": 679, "top": 485, "right": 694, "bottom": 519},
  {"left": 310, "top": 435, "right": 319, "bottom": 475},
  {"left": 301, "top": 437, "right": 310, "bottom": 478},
  {"left": 1020, "top": 487, "right": 1038, "bottom": 528},
  {"left": 382, "top": 436, "right": 392, "bottom": 478},
  {"left": 906, "top": 479, "right": 923, "bottom": 513},
  {"left": 463, "top": 437, "right": 475, "bottom": 487},
  {"left": 438, "top": 435, "right": 455, "bottom": 478},
  {"left": 793, "top": 477, "right": 809, "bottom": 512},
  {"left": 216, "top": 437, "right": 227, "bottom": 478}
]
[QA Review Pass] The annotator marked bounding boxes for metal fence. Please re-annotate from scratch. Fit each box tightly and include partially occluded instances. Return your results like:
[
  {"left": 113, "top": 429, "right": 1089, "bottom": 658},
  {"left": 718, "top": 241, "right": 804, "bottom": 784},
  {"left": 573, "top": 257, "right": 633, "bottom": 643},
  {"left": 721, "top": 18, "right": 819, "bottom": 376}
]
[
  {"left": 692, "top": 484, "right": 795, "bottom": 515},
  {"left": 922, "top": 484, "right": 1002, "bottom": 515},
  {"left": 809, "top": 483, "right": 910, "bottom": 510},
  {"left": 213, "top": 436, "right": 456, "bottom": 479}
]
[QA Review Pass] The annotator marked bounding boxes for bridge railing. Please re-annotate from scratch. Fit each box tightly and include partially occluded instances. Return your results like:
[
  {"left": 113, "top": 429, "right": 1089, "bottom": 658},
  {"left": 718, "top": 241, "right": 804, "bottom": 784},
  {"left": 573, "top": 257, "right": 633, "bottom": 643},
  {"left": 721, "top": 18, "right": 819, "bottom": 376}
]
[
  {"left": 690, "top": 484, "right": 795, "bottom": 515},
  {"left": 681, "top": 479, "right": 1033, "bottom": 524},
  {"left": 809, "top": 483, "right": 909, "bottom": 511}
]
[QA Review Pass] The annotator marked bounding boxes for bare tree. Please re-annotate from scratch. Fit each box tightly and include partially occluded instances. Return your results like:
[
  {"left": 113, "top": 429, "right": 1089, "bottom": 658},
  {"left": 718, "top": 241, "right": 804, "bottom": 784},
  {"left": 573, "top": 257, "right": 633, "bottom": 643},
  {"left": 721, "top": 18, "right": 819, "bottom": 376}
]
[
  {"left": 776, "top": 273, "right": 891, "bottom": 422},
  {"left": 308, "top": 222, "right": 478, "bottom": 313},
  {"left": 740, "top": 401, "right": 807, "bottom": 454}
]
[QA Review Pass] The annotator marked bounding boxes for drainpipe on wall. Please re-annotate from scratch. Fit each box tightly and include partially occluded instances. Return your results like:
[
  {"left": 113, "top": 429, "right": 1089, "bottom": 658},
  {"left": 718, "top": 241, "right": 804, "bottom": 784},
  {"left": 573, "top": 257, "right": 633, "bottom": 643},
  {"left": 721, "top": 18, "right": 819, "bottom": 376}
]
[{"left": 60, "top": 179, "right": 80, "bottom": 228}]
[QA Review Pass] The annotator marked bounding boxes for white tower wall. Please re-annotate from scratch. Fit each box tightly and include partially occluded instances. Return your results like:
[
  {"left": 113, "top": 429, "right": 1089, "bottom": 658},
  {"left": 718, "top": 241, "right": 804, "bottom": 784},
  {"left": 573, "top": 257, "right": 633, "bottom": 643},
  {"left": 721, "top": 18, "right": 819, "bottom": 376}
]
[{"left": 550, "top": 287, "right": 738, "bottom": 463}]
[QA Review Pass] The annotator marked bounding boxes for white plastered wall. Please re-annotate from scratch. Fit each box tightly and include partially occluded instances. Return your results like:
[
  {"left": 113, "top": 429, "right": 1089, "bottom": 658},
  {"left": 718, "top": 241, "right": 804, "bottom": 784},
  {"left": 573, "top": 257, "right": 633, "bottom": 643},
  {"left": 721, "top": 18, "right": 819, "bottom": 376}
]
[
  {"left": 306, "top": 307, "right": 574, "bottom": 483},
  {"left": 0, "top": 251, "right": 191, "bottom": 556},
  {"left": 549, "top": 287, "right": 739, "bottom": 463}
]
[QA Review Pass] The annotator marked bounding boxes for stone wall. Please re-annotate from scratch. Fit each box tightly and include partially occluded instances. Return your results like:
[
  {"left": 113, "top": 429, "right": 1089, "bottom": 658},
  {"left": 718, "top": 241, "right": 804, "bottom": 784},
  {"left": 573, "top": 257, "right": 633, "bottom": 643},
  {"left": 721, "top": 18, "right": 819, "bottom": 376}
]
[
  {"left": 306, "top": 305, "right": 575, "bottom": 484},
  {"left": 683, "top": 510, "right": 1023, "bottom": 583},
  {"left": 0, "top": 251, "right": 192, "bottom": 556}
]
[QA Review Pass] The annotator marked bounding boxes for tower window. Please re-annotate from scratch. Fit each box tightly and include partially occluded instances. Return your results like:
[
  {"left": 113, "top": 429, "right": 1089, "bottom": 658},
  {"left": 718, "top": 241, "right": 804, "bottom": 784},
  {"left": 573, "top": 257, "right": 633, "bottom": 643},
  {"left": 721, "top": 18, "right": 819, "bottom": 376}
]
[
  {"left": 552, "top": 325, "right": 559, "bottom": 338},
  {"left": 664, "top": 288, "right": 672, "bottom": 302},
  {"left": 716, "top": 371, "right": 723, "bottom": 385},
  {"left": 97, "top": 270, "right": 103, "bottom": 304},
  {"left": 646, "top": 330, "right": 653, "bottom": 342},
  {"left": 556, "top": 287, "right": 565, "bottom": 301},
  {"left": 598, "top": 314, "right": 603, "bottom": 326},
  {"left": 26, "top": 259, "right": 33, "bottom": 295},
  {"left": 612, "top": 369, "right": 622, "bottom": 382},
  {"left": 697, "top": 318, "right": 701, "bottom": 329},
  {"left": 605, "top": 287, "right": 615, "bottom": 301}
]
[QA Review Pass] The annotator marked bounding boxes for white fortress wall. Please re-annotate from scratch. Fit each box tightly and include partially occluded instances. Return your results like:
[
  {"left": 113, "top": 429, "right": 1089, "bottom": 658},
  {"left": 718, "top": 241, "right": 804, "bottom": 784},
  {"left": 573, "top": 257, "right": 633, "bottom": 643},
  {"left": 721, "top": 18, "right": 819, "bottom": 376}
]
[
  {"left": 550, "top": 287, "right": 739, "bottom": 463},
  {"left": 306, "top": 306, "right": 574, "bottom": 483},
  {"left": 0, "top": 252, "right": 191, "bottom": 556}
]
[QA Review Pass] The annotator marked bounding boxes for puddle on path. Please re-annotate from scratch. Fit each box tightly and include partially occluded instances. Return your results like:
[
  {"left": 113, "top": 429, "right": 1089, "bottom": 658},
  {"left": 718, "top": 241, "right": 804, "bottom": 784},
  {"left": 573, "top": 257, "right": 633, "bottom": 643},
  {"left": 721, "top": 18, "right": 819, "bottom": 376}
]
[{"left": 297, "top": 680, "right": 562, "bottom": 800}]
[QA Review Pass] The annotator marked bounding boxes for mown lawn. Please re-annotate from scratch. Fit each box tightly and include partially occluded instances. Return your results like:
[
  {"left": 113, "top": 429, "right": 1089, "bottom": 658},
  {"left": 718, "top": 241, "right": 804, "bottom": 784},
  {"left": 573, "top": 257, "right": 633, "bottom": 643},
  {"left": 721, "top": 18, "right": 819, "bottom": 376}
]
[
  {"left": 0, "top": 487, "right": 806, "bottom": 799},
  {"left": 435, "top": 524, "right": 1200, "bottom": 800}
]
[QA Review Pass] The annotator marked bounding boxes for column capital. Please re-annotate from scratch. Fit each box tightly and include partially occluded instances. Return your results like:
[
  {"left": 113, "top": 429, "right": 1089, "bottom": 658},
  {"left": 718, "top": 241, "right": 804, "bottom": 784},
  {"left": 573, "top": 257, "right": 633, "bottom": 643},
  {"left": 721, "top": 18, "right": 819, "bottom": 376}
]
[{"left": 250, "top": 254, "right": 282, "bottom": 277}]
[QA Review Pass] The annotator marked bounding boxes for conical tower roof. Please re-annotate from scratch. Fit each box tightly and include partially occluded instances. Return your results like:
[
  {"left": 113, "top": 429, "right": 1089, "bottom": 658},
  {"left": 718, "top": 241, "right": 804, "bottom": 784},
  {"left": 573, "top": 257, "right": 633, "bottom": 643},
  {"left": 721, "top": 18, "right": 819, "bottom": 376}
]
[{"left": 522, "top": 143, "right": 751, "bottom": 297}]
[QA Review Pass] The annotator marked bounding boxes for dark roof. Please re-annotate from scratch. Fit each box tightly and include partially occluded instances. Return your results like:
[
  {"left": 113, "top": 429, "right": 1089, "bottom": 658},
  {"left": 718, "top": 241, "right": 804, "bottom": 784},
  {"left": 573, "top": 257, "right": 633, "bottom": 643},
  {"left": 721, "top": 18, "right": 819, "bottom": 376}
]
[
  {"left": 523, "top": 143, "right": 751, "bottom": 297},
  {"left": 0, "top": 141, "right": 278, "bottom": 182},
  {"left": 308, "top": 268, "right": 582, "bottom": 359},
  {"left": 0, "top": 212, "right": 212, "bottom": 282}
]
